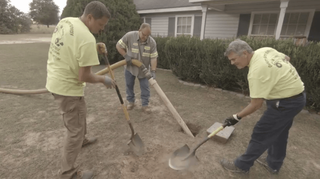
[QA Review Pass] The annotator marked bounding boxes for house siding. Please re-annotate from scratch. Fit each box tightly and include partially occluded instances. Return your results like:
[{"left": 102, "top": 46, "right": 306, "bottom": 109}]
[
  {"left": 226, "top": 2, "right": 281, "bottom": 14},
  {"left": 285, "top": 0, "right": 320, "bottom": 11},
  {"left": 142, "top": 12, "right": 239, "bottom": 39},
  {"left": 138, "top": 0, "right": 320, "bottom": 39},
  {"left": 150, "top": 17, "right": 169, "bottom": 37},
  {"left": 140, "top": 12, "right": 203, "bottom": 37},
  {"left": 225, "top": 0, "right": 320, "bottom": 13},
  {"left": 205, "top": 13, "right": 239, "bottom": 39}
]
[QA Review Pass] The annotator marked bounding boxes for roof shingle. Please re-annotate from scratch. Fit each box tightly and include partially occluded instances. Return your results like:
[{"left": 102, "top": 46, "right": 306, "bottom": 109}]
[{"left": 133, "top": 0, "right": 200, "bottom": 10}]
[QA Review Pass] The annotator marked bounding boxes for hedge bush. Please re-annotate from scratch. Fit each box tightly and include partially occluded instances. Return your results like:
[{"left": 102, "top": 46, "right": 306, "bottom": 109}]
[
  {"left": 164, "top": 36, "right": 204, "bottom": 82},
  {"left": 154, "top": 36, "right": 320, "bottom": 110},
  {"left": 153, "top": 36, "right": 171, "bottom": 69}
]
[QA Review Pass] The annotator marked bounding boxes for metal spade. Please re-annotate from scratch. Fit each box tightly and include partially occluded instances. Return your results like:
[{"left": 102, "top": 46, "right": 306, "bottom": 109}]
[{"left": 169, "top": 123, "right": 228, "bottom": 170}]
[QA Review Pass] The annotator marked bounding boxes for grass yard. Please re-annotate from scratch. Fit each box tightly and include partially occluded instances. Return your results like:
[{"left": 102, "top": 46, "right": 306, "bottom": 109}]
[
  {"left": 0, "top": 36, "right": 320, "bottom": 179},
  {"left": 29, "top": 24, "right": 56, "bottom": 34}
]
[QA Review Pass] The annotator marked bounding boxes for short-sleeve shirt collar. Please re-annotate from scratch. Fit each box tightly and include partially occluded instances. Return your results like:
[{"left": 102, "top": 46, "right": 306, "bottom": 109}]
[{"left": 134, "top": 31, "right": 150, "bottom": 45}]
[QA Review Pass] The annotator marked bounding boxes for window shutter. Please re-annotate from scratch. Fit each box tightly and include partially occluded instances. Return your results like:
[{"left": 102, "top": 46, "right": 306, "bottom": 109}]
[
  {"left": 308, "top": 11, "right": 320, "bottom": 42},
  {"left": 193, "top": 16, "right": 202, "bottom": 37},
  {"left": 168, "top": 17, "right": 175, "bottom": 37},
  {"left": 237, "top": 14, "right": 251, "bottom": 37},
  {"left": 146, "top": 18, "right": 151, "bottom": 26}
]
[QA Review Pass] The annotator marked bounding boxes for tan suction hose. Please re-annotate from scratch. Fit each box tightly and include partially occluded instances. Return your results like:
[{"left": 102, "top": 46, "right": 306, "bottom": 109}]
[
  {"left": 0, "top": 59, "right": 128, "bottom": 95},
  {"left": 0, "top": 88, "right": 48, "bottom": 95},
  {"left": 0, "top": 59, "right": 194, "bottom": 137}
]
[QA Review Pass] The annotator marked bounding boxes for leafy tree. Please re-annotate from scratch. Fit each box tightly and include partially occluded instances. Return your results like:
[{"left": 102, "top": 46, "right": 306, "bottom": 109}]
[
  {"left": 0, "top": 0, "right": 12, "bottom": 33},
  {"left": 29, "top": 0, "right": 59, "bottom": 27},
  {"left": 61, "top": 0, "right": 141, "bottom": 63},
  {"left": 18, "top": 13, "right": 33, "bottom": 33},
  {"left": 0, "top": 0, "right": 32, "bottom": 34}
]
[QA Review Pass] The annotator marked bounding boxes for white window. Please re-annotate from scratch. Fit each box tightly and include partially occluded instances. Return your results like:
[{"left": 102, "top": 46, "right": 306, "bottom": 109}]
[
  {"left": 249, "top": 11, "right": 314, "bottom": 37},
  {"left": 281, "top": 12, "right": 309, "bottom": 37},
  {"left": 251, "top": 13, "right": 278, "bottom": 36},
  {"left": 175, "top": 15, "right": 194, "bottom": 37}
]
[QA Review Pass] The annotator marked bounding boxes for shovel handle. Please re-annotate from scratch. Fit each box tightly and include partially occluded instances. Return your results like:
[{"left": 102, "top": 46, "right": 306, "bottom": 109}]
[
  {"left": 207, "top": 123, "right": 228, "bottom": 138},
  {"left": 190, "top": 123, "right": 228, "bottom": 153},
  {"left": 102, "top": 53, "right": 131, "bottom": 123},
  {"left": 195, "top": 125, "right": 224, "bottom": 151},
  {"left": 208, "top": 125, "right": 224, "bottom": 138}
]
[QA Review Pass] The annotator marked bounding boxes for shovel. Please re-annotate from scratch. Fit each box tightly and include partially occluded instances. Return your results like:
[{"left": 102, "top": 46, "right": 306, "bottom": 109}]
[
  {"left": 169, "top": 122, "right": 228, "bottom": 170},
  {"left": 101, "top": 52, "right": 144, "bottom": 156}
]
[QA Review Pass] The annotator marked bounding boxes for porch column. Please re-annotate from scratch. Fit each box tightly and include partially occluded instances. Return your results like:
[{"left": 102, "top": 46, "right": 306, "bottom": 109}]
[
  {"left": 200, "top": 5, "right": 208, "bottom": 40},
  {"left": 275, "top": 1, "right": 289, "bottom": 39}
]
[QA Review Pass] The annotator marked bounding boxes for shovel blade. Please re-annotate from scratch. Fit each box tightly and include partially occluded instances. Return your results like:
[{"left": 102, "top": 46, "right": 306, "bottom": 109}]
[
  {"left": 168, "top": 144, "right": 198, "bottom": 170},
  {"left": 127, "top": 133, "right": 145, "bottom": 156}
]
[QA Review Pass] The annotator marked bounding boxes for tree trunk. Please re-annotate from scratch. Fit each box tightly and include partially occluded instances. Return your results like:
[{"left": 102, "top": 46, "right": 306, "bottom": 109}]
[{"left": 47, "top": 24, "right": 49, "bottom": 28}]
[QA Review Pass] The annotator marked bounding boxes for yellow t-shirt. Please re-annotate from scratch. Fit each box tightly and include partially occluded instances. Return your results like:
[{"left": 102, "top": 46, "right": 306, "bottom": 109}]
[
  {"left": 46, "top": 17, "right": 100, "bottom": 96},
  {"left": 248, "top": 47, "right": 304, "bottom": 100}
]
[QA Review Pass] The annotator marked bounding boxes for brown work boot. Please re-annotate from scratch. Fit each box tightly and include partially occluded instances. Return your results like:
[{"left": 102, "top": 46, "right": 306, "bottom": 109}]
[
  {"left": 72, "top": 170, "right": 94, "bottom": 179},
  {"left": 127, "top": 102, "right": 135, "bottom": 110},
  {"left": 142, "top": 106, "right": 152, "bottom": 113},
  {"left": 82, "top": 137, "right": 97, "bottom": 147},
  {"left": 220, "top": 159, "right": 248, "bottom": 174},
  {"left": 257, "top": 157, "right": 279, "bottom": 174}
]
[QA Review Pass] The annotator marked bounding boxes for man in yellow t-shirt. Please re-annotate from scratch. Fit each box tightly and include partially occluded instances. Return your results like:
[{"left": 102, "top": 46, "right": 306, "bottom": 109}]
[
  {"left": 46, "top": 1, "right": 115, "bottom": 179},
  {"left": 220, "top": 39, "right": 306, "bottom": 174}
]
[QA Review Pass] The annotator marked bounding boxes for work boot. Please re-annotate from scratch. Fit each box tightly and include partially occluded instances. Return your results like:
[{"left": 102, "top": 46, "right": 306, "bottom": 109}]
[
  {"left": 257, "top": 157, "right": 279, "bottom": 174},
  {"left": 127, "top": 102, "right": 135, "bottom": 110},
  {"left": 220, "top": 159, "right": 248, "bottom": 173},
  {"left": 72, "top": 170, "right": 94, "bottom": 179},
  {"left": 142, "top": 106, "right": 151, "bottom": 113},
  {"left": 82, "top": 137, "right": 97, "bottom": 147}
]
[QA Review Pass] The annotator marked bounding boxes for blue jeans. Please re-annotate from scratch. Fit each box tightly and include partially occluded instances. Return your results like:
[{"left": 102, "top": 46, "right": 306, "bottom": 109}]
[
  {"left": 234, "top": 92, "right": 306, "bottom": 171},
  {"left": 125, "top": 69, "right": 150, "bottom": 106}
]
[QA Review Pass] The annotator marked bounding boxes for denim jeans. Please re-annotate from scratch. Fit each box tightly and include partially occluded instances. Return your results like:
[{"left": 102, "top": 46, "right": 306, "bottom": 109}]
[
  {"left": 234, "top": 92, "right": 306, "bottom": 171},
  {"left": 125, "top": 69, "right": 150, "bottom": 106}
]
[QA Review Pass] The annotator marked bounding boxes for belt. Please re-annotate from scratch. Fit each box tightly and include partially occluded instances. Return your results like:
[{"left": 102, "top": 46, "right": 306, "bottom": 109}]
[{"left": 286, "top": 91, "right": 304, "bottom": 100}]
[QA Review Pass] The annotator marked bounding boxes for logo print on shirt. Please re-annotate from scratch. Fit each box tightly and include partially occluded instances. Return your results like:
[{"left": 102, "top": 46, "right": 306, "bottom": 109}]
[
  {"left": 54, "top": 25, "right": 64, "bottom": 47},
  {"left": 264, "top": 50, "right": 283, "bottom": 68}
]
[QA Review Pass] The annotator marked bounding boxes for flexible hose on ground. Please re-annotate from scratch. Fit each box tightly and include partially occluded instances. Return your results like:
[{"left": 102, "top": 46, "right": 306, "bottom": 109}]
[
  {"left": 0, "top": 59, "right": 194, "bottom": 137},
  {"left": 0, "top": 59, "right": 139, "bottom": 95}
]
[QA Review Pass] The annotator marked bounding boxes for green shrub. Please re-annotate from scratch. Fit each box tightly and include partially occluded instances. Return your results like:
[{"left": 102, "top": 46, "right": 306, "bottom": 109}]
[
  {"left": 292, "top": 42, "right": 320, "bottom": 110},
  {"left": 158, "top": 35, "right": 320, "bottom": 111},
  {"left": 165, "top": 36, "right": 204, "bottom": 82},
  {"left": 200, "top": 39, "right": 239, "bottom": 90},
  {"left": 154, "top": 36, "right": 171, "bottom": 69}
]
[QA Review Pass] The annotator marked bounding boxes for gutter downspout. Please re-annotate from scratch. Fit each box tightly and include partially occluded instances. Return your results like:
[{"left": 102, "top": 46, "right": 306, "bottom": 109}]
[{"left": 200, "top": 5, "right": 208, "bottom": 40}]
